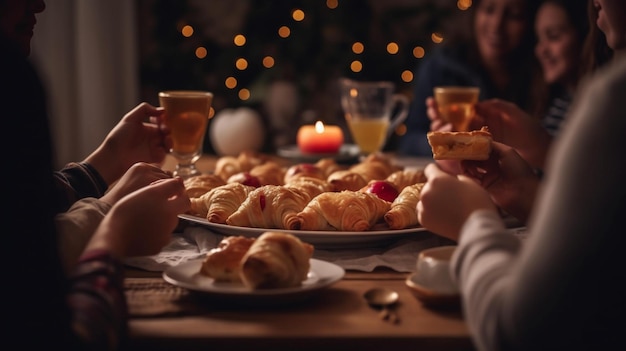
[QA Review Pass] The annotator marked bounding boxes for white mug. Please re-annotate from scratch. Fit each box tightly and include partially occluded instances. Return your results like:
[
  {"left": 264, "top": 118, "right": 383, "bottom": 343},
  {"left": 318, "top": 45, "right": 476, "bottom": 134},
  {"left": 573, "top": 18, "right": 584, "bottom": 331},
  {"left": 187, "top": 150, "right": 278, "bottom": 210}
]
[{"left": 415, "top": 246, "right": 458, "bottom": 294}]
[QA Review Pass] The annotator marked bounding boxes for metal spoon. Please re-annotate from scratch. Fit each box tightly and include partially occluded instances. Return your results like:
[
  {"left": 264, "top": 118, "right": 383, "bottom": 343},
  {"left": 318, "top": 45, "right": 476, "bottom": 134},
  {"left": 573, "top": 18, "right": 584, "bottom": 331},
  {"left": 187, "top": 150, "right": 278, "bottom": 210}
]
[{"left": 364, "top": 287, "right": 400, "bottom": 323}]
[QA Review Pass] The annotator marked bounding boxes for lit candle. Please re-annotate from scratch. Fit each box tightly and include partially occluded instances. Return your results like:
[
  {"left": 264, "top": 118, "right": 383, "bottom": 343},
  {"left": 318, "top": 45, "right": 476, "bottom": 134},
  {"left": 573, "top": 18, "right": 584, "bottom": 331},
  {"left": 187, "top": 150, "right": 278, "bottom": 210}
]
[{"left": 297, "top": 121, "right": 344, "bottom": 154}]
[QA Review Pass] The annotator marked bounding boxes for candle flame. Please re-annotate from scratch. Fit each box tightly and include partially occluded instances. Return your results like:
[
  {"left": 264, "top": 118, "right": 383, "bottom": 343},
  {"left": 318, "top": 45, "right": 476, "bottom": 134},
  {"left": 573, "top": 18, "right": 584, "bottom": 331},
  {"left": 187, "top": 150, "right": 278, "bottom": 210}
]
[{"left": 315, "top": 120, "right": 325, "bottom": 133}]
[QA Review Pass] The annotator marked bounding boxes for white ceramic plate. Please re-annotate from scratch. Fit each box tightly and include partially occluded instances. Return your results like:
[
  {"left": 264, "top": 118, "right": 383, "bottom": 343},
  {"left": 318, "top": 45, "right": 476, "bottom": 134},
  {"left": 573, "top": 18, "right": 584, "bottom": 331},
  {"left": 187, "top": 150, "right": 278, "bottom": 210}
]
[
  {"left": 178, "top": 214, "right": 429, "bottom": 249},
  {"left": 277, "top": 144, "right": 361, "bottom": 163},
  {"left": 163, "top": 258, "right": 345, "bottom": 305}
]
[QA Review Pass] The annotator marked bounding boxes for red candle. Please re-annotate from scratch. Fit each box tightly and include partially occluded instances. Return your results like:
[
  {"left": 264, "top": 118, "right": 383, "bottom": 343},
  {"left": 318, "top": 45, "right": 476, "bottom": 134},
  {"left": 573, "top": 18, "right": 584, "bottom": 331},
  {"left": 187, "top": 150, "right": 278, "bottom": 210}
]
[{"left": 297, "top": 121, "right": 344, "bottom": 154}]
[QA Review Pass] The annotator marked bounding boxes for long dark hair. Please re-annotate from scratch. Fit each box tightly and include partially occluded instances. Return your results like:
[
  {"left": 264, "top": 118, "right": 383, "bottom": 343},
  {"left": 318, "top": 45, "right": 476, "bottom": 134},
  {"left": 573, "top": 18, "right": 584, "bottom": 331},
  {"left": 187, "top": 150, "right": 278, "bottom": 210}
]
[{"left": 534, "top": 0, "right": 590, "bottom": 117}]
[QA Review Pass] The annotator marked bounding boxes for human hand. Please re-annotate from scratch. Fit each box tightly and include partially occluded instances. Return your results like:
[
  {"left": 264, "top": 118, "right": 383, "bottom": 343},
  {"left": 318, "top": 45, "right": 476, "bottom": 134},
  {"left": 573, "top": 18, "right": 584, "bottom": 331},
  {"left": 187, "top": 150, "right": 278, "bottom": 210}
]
[
  {"left": 460, "top": 142, "right": 540, "bottom": 223},
  {"left": 100, "top": 162, "right": 173, "bottom": 206},
  {"left": 417, "top": 163, "right": 497, "bottom": 241},
  {"left": 84, "top": 102, "right": 171, "bottom": 185},
  {"left": 85, "top": 177, "right": 190, "bottom": 258},
  {"left": 426, "top": 96, "right": 453, "bottom": 132},
  {"left": 471, "top": 99, "right": 552, "bottom": 168}
]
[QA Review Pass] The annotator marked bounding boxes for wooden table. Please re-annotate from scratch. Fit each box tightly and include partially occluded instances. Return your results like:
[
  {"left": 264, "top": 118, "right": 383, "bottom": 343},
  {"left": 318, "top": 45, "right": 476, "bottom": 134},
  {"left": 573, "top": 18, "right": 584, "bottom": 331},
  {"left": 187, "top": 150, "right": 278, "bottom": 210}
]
[
  {"left": 124, "top": 268, "right": 474, "bottom": 351},
  {"left": 123, "top": 153, "right": 473, "bottom": 350}
]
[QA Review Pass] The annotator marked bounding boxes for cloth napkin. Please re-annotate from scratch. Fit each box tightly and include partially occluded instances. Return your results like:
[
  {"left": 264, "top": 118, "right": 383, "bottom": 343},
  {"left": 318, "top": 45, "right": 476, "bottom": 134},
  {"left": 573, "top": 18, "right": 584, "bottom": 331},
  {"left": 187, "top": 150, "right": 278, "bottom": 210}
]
[{"left": 124, "top": 226, "right": 452, "bottom": 273}]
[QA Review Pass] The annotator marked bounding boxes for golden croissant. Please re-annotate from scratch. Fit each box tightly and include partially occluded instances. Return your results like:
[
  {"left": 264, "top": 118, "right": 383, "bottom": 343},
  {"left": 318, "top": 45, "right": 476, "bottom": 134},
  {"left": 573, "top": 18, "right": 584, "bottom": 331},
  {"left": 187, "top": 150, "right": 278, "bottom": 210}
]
[
  {"left": 190, "top": 182, "right": 255, "bottom": 223},
  {"left": 327, "top": 170, "right": 368, "bottom": 192},
  {"left": 240, "top": 232, "right": 313, "bottom": 289},
  {"left": 293, "top": 190, "right": 391, "bottom": 231},
  {"left": 384, "top": 183, "right": 425, "bottom": 230},
  {"left": 385, "top": 169, "right": 427, "bottom": 191},
  {"left": 226, "top": 185, "right": 312, "bottom": 229},
  {"left": 285, "top": 176, "right": 333, "bottom": 199},
  {"left": 183, "top": 174, "right": 226, "bottom": 198},
  {"left": 199, "top": 236, "right": 256, "bottom": 282}
]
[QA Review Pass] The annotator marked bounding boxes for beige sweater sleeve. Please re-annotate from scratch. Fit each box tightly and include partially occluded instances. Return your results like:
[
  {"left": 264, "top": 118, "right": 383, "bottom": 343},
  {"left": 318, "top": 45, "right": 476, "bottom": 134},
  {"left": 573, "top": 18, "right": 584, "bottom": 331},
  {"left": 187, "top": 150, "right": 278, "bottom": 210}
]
[{"left": 55, "top": 198, "right": 111, "bottom": 273}]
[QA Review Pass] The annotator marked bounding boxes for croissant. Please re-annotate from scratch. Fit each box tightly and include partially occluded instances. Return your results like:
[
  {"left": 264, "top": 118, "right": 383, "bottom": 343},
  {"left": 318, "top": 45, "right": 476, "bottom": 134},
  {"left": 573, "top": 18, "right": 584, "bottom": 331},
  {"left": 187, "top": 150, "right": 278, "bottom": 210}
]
[
  {"left": 385, "top": 169, "right": 427, "bottom": 191},
  {"left": 226, "top": 185, "right": 312, "bottom": 229},
  {"left": 199, "top": 236, "right": 256, "bottom": 282},
  {"left": 349, "top": 152, "right": 397, "bottom": 181},
  {"left": 236, "top": 150, "right": 267, "bottom": 172},
  {"left": 284, "top": 163, "right": 326, "bottom": 184},
  {"left": 293, "top": 191, "right": 391, "bottom": 231},
  {"left": 183, "top": 174, "right": 226, "bottom": 198},
  {"left": 284, "top": 176, "right": 333, "bottom": 199},
  {"left": 240, "top": 232, "right": 314, "bottom": 289},
  {"left": 384, "top": 183, "right": 425, "bottom": 229},
  {"left": 315, "top": 158, "right": 342, "bottom": 178},
  {"left": 249, "top": 161, "right": 286, "bottom": 185},
  {"left": 190, "top": 182, "right": 255, "bottom": 223},
  {"left": 214, "top": 156, "right": 242, "bottom": 181},
  {"left": 327, "top": 170, "right": 368, "bottom": 192}
]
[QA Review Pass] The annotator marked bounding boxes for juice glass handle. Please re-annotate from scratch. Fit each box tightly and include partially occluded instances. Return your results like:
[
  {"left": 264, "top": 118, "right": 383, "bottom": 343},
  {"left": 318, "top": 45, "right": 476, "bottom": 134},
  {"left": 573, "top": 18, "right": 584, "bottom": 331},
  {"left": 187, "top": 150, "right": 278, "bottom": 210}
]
[{"left": 388, "top": 94, "right": 410, "bottom": 137}]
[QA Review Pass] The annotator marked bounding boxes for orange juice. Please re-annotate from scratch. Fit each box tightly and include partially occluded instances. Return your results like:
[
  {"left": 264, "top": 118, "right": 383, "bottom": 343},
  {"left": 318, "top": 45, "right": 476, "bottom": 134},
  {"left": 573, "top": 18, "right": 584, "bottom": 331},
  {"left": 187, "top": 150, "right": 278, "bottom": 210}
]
[
  {"left": 347, "top": 119, "right": 389, "bottom": 154},
  {"left": 434, "top": 87, "right": 479, "bottom": 132},
  {"left": 159, "top": 91, "right": 213, "bottom": 158}
]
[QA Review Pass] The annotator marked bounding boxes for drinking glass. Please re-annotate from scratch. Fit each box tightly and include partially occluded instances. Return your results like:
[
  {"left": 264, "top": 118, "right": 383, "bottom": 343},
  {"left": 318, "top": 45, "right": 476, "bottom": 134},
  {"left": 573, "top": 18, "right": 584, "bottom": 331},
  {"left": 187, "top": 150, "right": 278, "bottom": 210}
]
[
  {"left": 158, "top": 90, "right": 213, "bottom": 178},
  {"left": 433, "top": 86, "right": 480, "bottom": 132},
  {"left": 339, "top": 78, "right": 409, "bottom": 155}
]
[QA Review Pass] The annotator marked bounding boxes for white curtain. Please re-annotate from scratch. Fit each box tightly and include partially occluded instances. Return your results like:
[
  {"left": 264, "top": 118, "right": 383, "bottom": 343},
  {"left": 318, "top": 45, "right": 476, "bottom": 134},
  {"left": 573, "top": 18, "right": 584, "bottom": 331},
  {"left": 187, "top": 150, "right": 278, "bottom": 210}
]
[{"left": 31, "top": 0, "right": 139, "bottom": 168}]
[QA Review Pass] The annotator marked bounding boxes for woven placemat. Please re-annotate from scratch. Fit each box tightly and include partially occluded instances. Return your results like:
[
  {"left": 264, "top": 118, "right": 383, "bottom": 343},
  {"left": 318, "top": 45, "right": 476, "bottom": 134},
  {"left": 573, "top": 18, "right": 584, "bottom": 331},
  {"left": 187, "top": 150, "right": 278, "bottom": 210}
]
[{"left": 125, "top": 278, "right": 209, "bottom": 317}]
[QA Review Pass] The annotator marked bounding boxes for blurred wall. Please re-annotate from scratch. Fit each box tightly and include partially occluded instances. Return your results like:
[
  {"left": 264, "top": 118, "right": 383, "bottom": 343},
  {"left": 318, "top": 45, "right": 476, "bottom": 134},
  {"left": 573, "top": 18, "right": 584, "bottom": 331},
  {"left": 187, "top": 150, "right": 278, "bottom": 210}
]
[{"left": 31, "top": 0, "right": 139, "bottom": 168}]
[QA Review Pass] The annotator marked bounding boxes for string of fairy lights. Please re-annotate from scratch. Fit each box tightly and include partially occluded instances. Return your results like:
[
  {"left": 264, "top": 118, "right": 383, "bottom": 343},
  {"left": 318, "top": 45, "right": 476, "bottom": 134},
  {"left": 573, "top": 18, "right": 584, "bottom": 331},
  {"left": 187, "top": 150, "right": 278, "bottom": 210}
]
[{"left": 177, "top": 0, "right": 473, "bottom": 107}]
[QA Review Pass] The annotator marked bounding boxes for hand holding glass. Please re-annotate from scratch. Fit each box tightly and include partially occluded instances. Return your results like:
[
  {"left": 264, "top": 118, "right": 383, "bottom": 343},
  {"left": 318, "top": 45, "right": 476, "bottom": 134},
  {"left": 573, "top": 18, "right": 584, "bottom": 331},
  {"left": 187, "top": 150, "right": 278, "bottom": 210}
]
[
  {"left": 339, "top": 78, "right": 409, "bottom": 154},
  {"left": 433, "top": 86, "right": 480, "bottom": 132},
  {"left": 158, "top": 91, "right": 213, "bottom": 178}
]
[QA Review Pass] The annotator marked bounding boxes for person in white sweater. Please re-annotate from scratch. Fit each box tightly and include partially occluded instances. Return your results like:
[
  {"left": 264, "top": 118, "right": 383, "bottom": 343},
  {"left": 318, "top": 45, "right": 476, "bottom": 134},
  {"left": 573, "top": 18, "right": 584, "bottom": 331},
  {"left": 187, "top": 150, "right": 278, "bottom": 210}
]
[{"left": 416, "top": 0, "right": 626, "bottom": 349}]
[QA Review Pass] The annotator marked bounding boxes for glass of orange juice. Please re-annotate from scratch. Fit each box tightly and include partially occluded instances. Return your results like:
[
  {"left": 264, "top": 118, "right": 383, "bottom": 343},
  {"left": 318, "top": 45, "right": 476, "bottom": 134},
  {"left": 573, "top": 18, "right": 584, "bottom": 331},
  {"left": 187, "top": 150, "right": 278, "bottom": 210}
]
[
  {"left": 433, "top": 86, "right": 480, "bottom": 132},
  {"left": 158, "top": 90, "right": 213, "bottom": 178},
  {"left": 339, "top": 78, "right": 409, "bottom": 155}
]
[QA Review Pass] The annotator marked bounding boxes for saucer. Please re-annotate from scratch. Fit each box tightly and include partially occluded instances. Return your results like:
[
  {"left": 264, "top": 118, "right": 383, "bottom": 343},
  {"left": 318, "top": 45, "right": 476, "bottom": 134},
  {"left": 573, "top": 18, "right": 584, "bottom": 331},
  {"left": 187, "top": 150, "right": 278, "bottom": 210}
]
[
  {"left": 405, "top": 272, "right": 461, "bottom": 309},
  {"left": 277, "top": 144, "right": 360, "bottom": 164}
]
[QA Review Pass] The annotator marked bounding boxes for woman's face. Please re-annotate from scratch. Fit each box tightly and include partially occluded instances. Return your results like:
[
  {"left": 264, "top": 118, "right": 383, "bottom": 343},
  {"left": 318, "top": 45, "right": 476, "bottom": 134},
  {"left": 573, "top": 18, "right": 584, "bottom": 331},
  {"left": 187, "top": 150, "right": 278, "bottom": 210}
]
[
  {"left": 0, "top": 0, "right": 46, "bottom": 56},
  {"left": 593, "top": 0, "right": 626, "bottom": 51},
  {"left": 474, "top": 0, "right": 531, "bottom": 64},
  {"left": 534, "top": 2, "right": 581, "bottom": 88}
]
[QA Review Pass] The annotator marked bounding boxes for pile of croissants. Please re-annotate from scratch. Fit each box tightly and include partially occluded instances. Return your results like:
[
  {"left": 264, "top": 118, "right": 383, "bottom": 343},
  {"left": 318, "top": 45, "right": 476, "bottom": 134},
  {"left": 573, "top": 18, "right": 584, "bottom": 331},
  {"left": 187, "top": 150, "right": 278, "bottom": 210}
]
[{"left": 184, "top": 151, "right": 427, "bottom": 231}]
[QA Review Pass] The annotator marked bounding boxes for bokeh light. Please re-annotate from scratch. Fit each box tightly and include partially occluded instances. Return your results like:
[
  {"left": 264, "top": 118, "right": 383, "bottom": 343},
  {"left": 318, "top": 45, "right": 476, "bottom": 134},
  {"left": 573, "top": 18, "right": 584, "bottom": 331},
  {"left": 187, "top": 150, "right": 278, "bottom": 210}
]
[
  {"left": 181, "top": 25, "right": 193, "bottom": 37},
  {"left": 235, "top": 58, "right": 248, "bottom": 70},
  {"left": 292, "top": 9, "right": 305, "bottom": 21},
  {"left": 225, "top": 77, "right": 237, "bottom": 89},
  {"left": 386, "top": 42, "right": 399, "bottom": 55},
  {"left": 195, "top": 47, "right": 207, "bottom": 59},
  {"left": 238, "top": 88, "right": 251, "bottom": 100},
  {"left": 431, "top": 32, "right": 444, "bottom": 44},
  {"left": 234, "top": 34, "right": 246, "bottom": 46},
  {"left": 262, "top": 56, "right": 275, "bottom": 68},
  {"left": 413, "top": 46, "right": 425, "bottom": 58},
  {"left": 350, "top": 60, "right": 363, "bottom": 72},
  {"left": 278, "top": 26, "right": 291, "bottom": 38},
  {"left": 352, "top": 42, "right": 364, "bottom": 54}
]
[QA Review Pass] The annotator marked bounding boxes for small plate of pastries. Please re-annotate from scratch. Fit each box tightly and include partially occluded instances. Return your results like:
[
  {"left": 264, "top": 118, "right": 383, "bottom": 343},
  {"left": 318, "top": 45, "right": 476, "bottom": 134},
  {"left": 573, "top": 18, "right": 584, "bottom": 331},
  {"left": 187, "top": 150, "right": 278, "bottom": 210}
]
[
  {"left": 180, "top": 151, "right": 434, "bottom": 249},
  {"left": 163, "top": 232, "right": 345, "bottom": 304}
]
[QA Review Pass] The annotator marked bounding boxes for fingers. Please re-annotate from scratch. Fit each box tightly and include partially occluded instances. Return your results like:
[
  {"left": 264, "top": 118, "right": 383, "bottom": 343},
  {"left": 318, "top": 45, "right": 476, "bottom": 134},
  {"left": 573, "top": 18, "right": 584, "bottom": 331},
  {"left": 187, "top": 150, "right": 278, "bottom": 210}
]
[
  {"left": 423, "top": 162, "right": 447, "bottom": 180},
  {"left": 124, "top": 102, "right": 164, "bottom": 123}
]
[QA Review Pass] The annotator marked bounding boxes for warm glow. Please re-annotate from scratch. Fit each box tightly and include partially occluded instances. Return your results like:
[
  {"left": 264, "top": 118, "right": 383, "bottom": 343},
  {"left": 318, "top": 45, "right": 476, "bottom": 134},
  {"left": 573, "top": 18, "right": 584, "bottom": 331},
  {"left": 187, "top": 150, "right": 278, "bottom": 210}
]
[
  {"left": 349, "top": 88, "right": 358, "bottom": 98},
  {"left": 238, "top": 89, "right": 251, "bottom": 100},
  {"left": 234, "top": 34, "right": 246, "bottom": 46},
  {"left": 401, "top": 70, "right": 413, "bottom": 82},
  {"left": 458, "top": 0, "right": 472, "bottom": 10},
  {"left": 386, "top": 42, "right": 399, "bottom": 54},
  {"left": 262, "top": 56, "right": 275, "bottom": 68},
  {"left": 235, "top": 58, "right": 248, "bottom": 70},
  {"left": 225, "top": 77, "right": 237, "bottom": 89},
  {"left": 395, "top": 123, "right": 407, "bottom": 136},
  {"left": 195, "top": 47, "right": 207, "bottom": 59},
  {"left": 432, "top": 32, "right": 444, "bottom": 44},
  {"left": 352, "top": 42, "right": 364, "bottom": 54},
  {"left": 326, "top": 0, "right": 338, "bottom": 9},
  {"left": 209, "top": 107, "right": 215, "bottom": 119},
  {"left": 413, "top": 46, "right": 425, "bottom": 58},
  {"left": 314, "top": 120, "right": 325, "bottom": 133},
  {"left": 278, "top": 26, "right": 291, "bottom": 38},
  {"left": 181, "top": 25, "right": 193, "bottom": 37},
  {"left": 350, "top": 60, "right": 363, "bottom": 72},
  {"left": 292, "top": 9, "right": 305, "bottom": 21}
]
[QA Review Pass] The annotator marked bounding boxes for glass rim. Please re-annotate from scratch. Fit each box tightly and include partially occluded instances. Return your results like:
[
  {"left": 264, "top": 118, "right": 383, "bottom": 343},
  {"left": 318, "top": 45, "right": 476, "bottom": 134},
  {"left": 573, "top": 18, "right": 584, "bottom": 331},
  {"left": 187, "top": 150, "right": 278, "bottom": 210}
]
[
  {"left": 158, "top": 90, "right": 213, "bottom": 98},
  {"left": 433, "top": 86, "right": 480, "bottom": 93}
]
